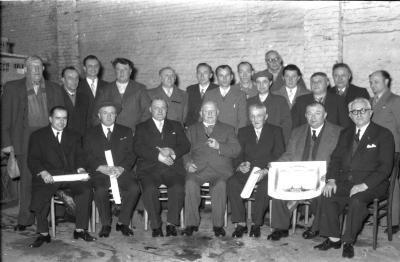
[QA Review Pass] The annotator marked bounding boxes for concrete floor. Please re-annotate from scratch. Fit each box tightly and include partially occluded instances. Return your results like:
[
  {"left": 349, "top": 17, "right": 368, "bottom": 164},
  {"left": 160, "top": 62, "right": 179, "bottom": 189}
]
[{"left": 2, "top": 205, "right": 400, "bottom": 262}]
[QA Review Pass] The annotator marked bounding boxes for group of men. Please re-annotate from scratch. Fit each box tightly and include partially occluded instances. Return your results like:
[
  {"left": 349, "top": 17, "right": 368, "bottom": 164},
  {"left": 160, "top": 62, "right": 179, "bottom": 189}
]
[{"left": 1, "top": 50, "right": 399, "bottom": 259}]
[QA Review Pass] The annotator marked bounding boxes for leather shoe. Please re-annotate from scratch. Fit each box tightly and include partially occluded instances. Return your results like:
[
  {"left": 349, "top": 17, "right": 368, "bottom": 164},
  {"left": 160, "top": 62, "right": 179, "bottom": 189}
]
[
  {"left": 232, "top": 225, "right": 248, "bottom": 238},
  {"left": 98, "top": 225, "right": 112, "bottom": 238},
  {"left": 152, "top": 227, "right": 164, "bottom": 237},
  {"left": 166, "top": 225, "right": 177, "bottom": 237},
  {"left": 73, "top": 230, "right": 96, "bottom": 241},
  {"left": 384, "top": 225, "right": 400, "bottom": 234},
  {"left": 267, "top": 230, "right": 288, "bottom": 241},
  {"left": 14, "top": 224, "right": 27, "bottom": 231},
  {"left": 314, "top": 238, "right": 342, "bottom": 250},
  {"left": 249, "top": 225, "right": 261, "bottom": 238},
  {"left": 29, "top": 234, "right": 51, "bottom": 248},
  {"left": 116, "top": 224, "right": 133, "bottom": 236},
  {"left": 302, "top": 229, "right": 319, "bottom": 239},
  {"left": 342, "top": 243, "right": 354, "bottom": 258},
  {"left": 213, "top": 226, "right": 226, "bottom": 237},
  {"left": 181, "top": 226, "right": 199, "bottom": 236}
]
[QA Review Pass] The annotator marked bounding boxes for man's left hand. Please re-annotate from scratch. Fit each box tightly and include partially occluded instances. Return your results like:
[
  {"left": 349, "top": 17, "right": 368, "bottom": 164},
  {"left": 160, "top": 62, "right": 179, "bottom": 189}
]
[
  {"left": 350, "top": 183, "right": 368, "bottom": 197},
  {"left": 255, "top": 168, "right": 269, "bottom": 182},
  {"left": 206, "top": 138, "right": 219, "bottom": 150}
]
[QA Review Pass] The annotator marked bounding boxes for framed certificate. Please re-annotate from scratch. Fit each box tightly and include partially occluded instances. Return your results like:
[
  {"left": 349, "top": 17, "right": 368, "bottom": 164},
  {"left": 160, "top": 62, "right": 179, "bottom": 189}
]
[{"left": 268, "top": 161, "right": 326, "bottom": 200}]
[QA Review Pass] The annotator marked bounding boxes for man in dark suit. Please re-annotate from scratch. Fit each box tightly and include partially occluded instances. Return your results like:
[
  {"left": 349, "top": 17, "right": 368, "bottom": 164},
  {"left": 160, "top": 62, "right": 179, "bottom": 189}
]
[
  {"left": 315, "top": 98, "right": 394, "bottom": 258},
  {"left": 93, "top": 57, "right": 151, "bottom": 133},
  {"left": 27, "top": 106, "right": 95, "bottom": 247},
  {"left": 182, "top": 101, "right": 241, "bottom": 237},
  {"left": 291, "top": 72, "right": 349, "bottom": 128},
  {"left": 185, "top": 63, "right": 218, "bottom": 127},
  {"left": 77, "top": 55, "right": 109, "bottom": 128},
  {"left": 227, "top": 103, "right": 285, "bottom": 238},
  {"left": 268, "top": 102, "right": 342, "bottom": 241},
  {"left": 247, "top": 70, "right": 292, "bottom": 144},
  {"left": 84, "top": 101, "right": 140, "bottom": 238},
  {"left": 232, "top": 61, "right": 258, "bottom": 98},
  {"left": 134, "top": 98, "right": 190, "bottom": 237},
  {"left": 1, "top": 55, "right": 64, "bottom": 231}
]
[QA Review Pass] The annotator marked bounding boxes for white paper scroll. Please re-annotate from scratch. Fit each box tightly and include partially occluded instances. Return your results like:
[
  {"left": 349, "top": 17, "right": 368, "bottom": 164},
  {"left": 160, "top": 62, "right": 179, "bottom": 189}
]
[
  {"left": 53, "top": 173, "right": 89, "bottom": 182},
  {"left": 240, "top": 167, "right": 261, "bottom": 199},
  {"left": 105, "top": 150, "right": 121, "bottom": 204}
]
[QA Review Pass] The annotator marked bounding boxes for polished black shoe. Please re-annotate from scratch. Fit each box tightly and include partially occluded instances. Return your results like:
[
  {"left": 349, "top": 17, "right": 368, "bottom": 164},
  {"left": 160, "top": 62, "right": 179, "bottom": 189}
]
[
  {"left": 181, "top": 226, "right": 199, "bottom": 236},
  {"left": 213, "top": 226, "right": 226, "bottom": 237},
  {"left": 116, "top": 224, "right": 134, "bottom": 236},
  {"left": 74, "top": 230, "right": 96, "bottom": 241},
  {"left": 342, "top": 243, "right": 354, "bottom": 258},
  {"left": 14, "top": 224, "right": 27, "bottom": 231},
  {"left": 267, "top": 229, "right": 288, "bottom": 241},
  {"left": 29, "top": 234, "right": 51, "bottom": 248},
  {"left": 152, "top": 227, "right": 164, "bottom": 237},
  {"left": 232, "top": 225, "right": 248, "bottom": 238},
  {"left": 249, "top": 225, "right": 261, "bottom": 238},
  {"left": 166, "top": 225, "right": 177, "bottom": 237},
  {"left": 384, "top": 225, "right": 400, "bottom": 234},
  {"left": 98, "top": 225, "right": 112, "bottom": 238},
  {"left": 314, "top": 238, "right": 342, "bottom": 250},
  {"left": 302, "top": 229, "right": 319, "bottom": 239}
]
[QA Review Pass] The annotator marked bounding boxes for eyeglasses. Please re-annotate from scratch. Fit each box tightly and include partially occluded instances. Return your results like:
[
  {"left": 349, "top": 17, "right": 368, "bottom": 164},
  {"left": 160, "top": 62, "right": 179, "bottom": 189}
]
[
  {"left": 266, "top": 58, "right": 280, "bottom": 63},
  {"left": 349, "top": 108, "right": 371, "bottom": 116}
]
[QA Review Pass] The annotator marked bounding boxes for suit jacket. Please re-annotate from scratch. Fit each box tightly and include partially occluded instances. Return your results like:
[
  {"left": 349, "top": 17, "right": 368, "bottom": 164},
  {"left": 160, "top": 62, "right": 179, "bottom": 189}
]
[
  {"left": 272, "top": 84, "right": 310, "bottom": 110},
  {"left": 291, "top": 92, "right": 350, "bottom": 128},
  {"left": 278, "top": 121, "right": 342, "bottom": 166},
  {"left": 259, "top": 67, "right": 307, "bottom": 93},
  {"left": 1, "top": 78, "right": 64, "bottom": 155},
  {"left": 77, "top": 78, "right": 109, "bottom": 128},
  {"left": 232, "top": 81, "right": 258, "bottom": 99},
  {"left": 184, "top": 121, "right": 241, "bottom": 178},
  {"left": 147, "top": 85, "right": 188, "bottom": 124},
  {"left": 61, "top": 88, "right": 90, "bottom": 136},
  {"left": 84, "top": 123, "right": 135, "bottom": 176},
  {"left": 27, "top": 126, "right": 85, "bottom": 185},
  {"left": 371, "top": 90, "right": 400, "bottom": 152},
  {"left": 328, "top": 84, "right": 370, "bottom": 106},
  {"left": 234, "top": 123, "right": 285, "bottom": 172},
  {"left": 134, "top": 118, "right": 190, "bottom": 177},
  {"left": 203, "top": 87, "right": 248, "bottom": 132},
  {"left": 185, "top": 82, "right": 218, "bottom": 127},
  {"left": 93, "top": 80, "right": 151, "bottom": 133},
  {"left": 247, "top": 93, "right": 292, "bottom": 143},
  {"left": 326, "top": 122, "right": 394, "bottom": 190}
]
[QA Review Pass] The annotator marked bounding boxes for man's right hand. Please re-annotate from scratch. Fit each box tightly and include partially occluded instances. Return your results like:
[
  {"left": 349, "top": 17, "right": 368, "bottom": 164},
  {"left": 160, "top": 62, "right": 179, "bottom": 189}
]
[
  {"left": 1, "top": 146, "right": 14, "bottom": 154},
  {"left": 322, "top": 179, "right": 337, "bottom": 198},
  {"left": 186, "top": 162, "right": 198, "bottom": 173},
  {"left": 237, "top": 161, "right": 250, "bottom": 174},
  {"left": 96, "top": 165, "right": 113, "bottom": 176},
  {"left": 40, "top": 170, "right": 54, "bottom": 184},
  {"left": 158, "top": 153, "right": 174, "bottom": 166}
]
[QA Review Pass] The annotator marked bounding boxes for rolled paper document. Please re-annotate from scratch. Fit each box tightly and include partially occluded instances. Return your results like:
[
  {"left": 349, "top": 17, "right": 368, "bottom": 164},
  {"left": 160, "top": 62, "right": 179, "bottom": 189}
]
[
  {"left": 104, "top": 150, "right": 121, "bottom": 204},
  {"left": 240, "top": 166, "right": 261, "bottom": 199},
  {"left": 52, "top": 173, "right": 89, "bottom": 182}
]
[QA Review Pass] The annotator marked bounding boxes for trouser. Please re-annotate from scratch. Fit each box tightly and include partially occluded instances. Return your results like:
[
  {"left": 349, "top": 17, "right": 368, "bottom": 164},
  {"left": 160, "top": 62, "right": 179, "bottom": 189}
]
[{"left": 17, "top": 154, "right": 35, "bottom": 226}]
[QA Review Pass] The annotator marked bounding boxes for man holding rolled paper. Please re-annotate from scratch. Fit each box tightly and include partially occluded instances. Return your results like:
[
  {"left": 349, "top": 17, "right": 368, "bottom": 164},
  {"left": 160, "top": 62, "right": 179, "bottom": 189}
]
[
  {"left": 227, "top": 103, "right": 285, "bottom": 238},
  {"left": 84, "top": 101, "right": 140, "bottom": 238},
  {"left": 27, "top": 106, "right": 95, "bottom": 247}
]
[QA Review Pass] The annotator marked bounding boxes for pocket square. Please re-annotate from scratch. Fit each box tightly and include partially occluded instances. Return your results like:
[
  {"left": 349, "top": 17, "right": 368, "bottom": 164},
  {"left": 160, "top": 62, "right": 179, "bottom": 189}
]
[
  {"left": 120, "top": 137, "right": 127, "bottom": 140},
  {"left": 366, "top": 144, "right": 376, "bottom": 148},
  {"left": 172, "top": 132, "right": 176, "bottom": 135}
]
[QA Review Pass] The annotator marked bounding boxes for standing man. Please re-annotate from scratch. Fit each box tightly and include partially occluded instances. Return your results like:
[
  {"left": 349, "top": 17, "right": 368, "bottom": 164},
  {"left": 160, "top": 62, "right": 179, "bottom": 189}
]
[
  {"left": 268, "top": 103, "right": 342, "bottom": 241},
  {"left": 247, "top": 71, "right": 292, "bottom": 144},
  {"left": 84, "top": 101, "right": 140, "bottom": 238},
  {"left": 203, "top": 65, "right": 247, "bottom": 132},
  {"left": 1, "top": 55, "right": 64, "bottom": 231},
  {"left": 27, "top": 106, "right": 95, "bottom": 247},
  {"left": 182, "top": 101, "right": 241, "bottom": 237},
  {"left": 370, "top": 70, "right": 400, "bottom": 234},
  {"left": 93, "top": 57, "right": 151, "bottom": 133},
  {"left": 185, "top": 63, "right": 218, "bottom": 127},
  {"left": 232, "top": 61, "right": 258, "bottom": 98},
  {"left": 291, "top": 72, "right": 349, "bottom": 128},
  {"left": 134, "top": 99, "right": 190, "bottom": 237},
  {"left": 77, "top": 55, "right": 109, "bottom": 128},
  {"left": 315, "top": 98, "right": 394, "bottom": 258},
  {"left": 227, "top": 103, "right": 285, "bottom": 238},
  {"left": 148, "top": 67, "right": 188, "bottom": 124}
]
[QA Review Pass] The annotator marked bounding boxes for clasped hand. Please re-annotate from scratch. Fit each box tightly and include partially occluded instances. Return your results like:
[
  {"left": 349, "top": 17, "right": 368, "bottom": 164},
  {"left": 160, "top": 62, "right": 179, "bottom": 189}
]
[
  {"left": 97, "top": 165, "right": 124, "bottom": 178},
  {"left": 157, "top": 147, "right": 176, "bottom": 166}
]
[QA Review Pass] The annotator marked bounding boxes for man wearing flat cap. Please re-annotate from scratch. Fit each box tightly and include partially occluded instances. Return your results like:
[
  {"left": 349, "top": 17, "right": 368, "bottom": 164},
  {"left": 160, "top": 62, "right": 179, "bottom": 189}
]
[{"left": 83, "top": 101, "right": 140, "bottom": 238}]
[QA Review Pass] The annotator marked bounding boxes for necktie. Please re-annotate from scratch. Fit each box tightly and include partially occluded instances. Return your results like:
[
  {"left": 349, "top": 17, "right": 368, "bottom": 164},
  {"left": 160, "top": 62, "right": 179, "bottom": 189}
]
[
  {"left": 354, "top": 129, "right": 360, "bottom": 143},
  {"left": 200, "top": 88, "right": 205, "bottom": 98},
  {"left": 311, "top": 130, "right": 317, "bottom": 141},
  {"left": 255, "top": 129, "right": 261, "bottom": 143},
  {"left": 205, "top": 125, "right": 214, "bottom": 137},
  {"left": 107, "top": 128, "right": 112, "bottom": 141},
  {"left": 33, "top": 84, "right": 39, "bottom": 95},
  {"left": 56, "top": 132, "right": 61, "bottom": 143},
  {"left": 90, "top": 80, "right": 96, "bottom": 96},
  {"left": 158, "top": 121, "right": 163, "bottom": 133},
  {"left": 166, "top": 88, "right": 172, "bottom": 97}
]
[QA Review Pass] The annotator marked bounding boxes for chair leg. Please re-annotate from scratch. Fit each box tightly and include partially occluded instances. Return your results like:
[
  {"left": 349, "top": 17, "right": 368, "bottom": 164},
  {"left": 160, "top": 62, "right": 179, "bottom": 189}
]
[
  {"left": 50, "top": 197, "right": 56, "bottom": 238},
  {"left": 224, "top": 204, "right": 228, "bottom": 227},
  {"left": 388, "top": 197, "right": 393, "bottom": 241},
  {"left": 247, "top": 200, "right": 252, "bottom": 224},
  {"left": 144, "top": 209, "right": 148, "bottom": 231},
  {"left": 180, "top": 208, "right": 185, "bottom": 229},
  {"left": 269, "top": 199, "right": 272, "bottom": 231},
  {"left": 305, "top": 204, "right": 309, "bottom": 226},
  {"left": 292, "top": 207, "right": 297, "bottom": 234},
  {"left": 373, "top": 200, "right": 378, "bottom": 250},
  {"left": 89, "top": 200, "right": 96, "bottom": 233}
]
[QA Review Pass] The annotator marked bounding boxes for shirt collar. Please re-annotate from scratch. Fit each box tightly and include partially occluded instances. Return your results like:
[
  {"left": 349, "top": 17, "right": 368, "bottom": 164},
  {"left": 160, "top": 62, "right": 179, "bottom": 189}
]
[
  {"left": 286, "top": 86, "right": 297, "bottom": 93},
  {"left": 310, "top": 123, "right": 324, "bottom": 137},
  {"left": 101, "top": 124, "right": 114, "bottom": 136},
  {"left": 86, "top": 77, "right": 98, "bottom": 86},
  {"left": 64, "top": 87, "right": 76, "bottom": 96},
  {"left": 219, "top": 86, "right": 231, "bottom": 95},
  {"left": 259, "top": 93, "right": 269, "bottom": 102},
  {"left": 51, "top": 127, "right": 63, "bottom": 137},
  {"left": 356, "top": 122, "right": 370, "bottom": 140},
  {"left": 199, "top": 83, "right": 210, "bottom": 90}
]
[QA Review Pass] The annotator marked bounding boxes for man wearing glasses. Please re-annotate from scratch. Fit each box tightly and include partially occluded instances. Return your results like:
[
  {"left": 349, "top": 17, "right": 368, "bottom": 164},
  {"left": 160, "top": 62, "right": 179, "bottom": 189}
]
[{"left": 315, "top": 98, "right": 394, "bottom": 258}]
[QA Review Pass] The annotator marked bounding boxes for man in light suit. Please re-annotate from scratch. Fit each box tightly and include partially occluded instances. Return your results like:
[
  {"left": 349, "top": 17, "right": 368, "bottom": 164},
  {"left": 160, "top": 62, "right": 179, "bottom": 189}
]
[
  {"left": 315, "top": 98, "right": 394, "bottom": 258},
  {"left": 227, "top": 103, "right": 285, "bottom": 238},
  {"left": 134, "top": 98, "right": 190, "bottom": 237},
  {"left": 268, "top": 102, "right": 342, "bottom": 241},
  {"left": 182, "top": 101, "right": 241, "bottom": 237},
  {"left": 370, "top": 70, "right": 400, "bottom": 234}
]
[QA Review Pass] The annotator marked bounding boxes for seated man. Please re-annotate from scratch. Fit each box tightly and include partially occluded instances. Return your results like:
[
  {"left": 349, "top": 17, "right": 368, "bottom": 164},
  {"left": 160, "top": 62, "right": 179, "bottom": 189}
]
[
  {"left": 134, "top": 98, "right": 190, "bottom": 237},
  {"left": 84, "top": 101, "right": 140, "bottom": 238},
  {"left": 268, "top": 102, "right": 342, "bottom": 241},
  {"left": 27, "top": 106, "right": 95, "bottom": 248},
  {"left": 182, "top": 101, "right": 241, "bottom": 237},
  {"left": 315, "top": 98, "right": 394, "bottom": 258},
  {"left": 227, "top": 103, "right": 285, "bottom": 238}
]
